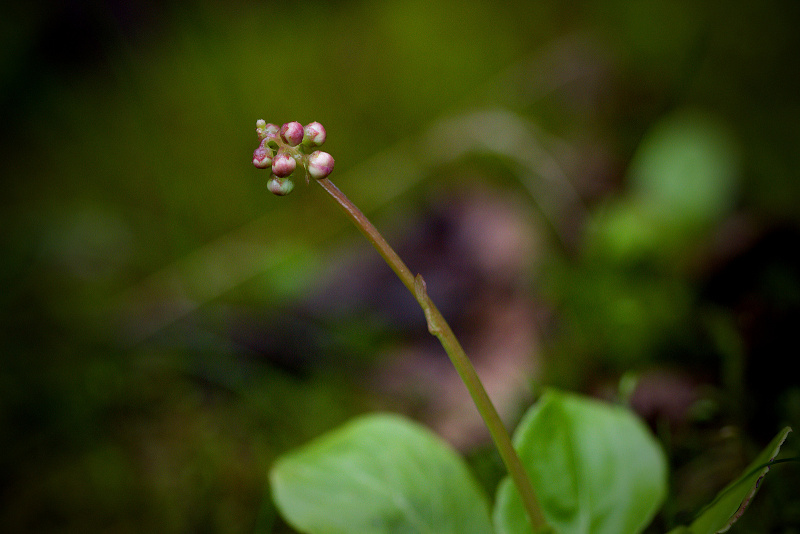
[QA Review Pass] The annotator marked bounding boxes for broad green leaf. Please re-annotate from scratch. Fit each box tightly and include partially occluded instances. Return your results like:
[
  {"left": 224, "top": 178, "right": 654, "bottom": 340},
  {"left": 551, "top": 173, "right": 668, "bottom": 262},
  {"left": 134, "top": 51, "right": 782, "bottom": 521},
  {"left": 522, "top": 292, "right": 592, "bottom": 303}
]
[
  {"left": 494, "top": 389, "right": 667, "bottom": 534},
  {"left": 687, "top": 426, "right": 791, "bottom": 534},
  {"left": 586, "top": 110, "right": 740, "bottom": 264},
  {"left": 627, "top": 110, "right": 740, "bottom": 229},
  {"left": 270, "top": 413, "right": 493, "bottom": 534}
]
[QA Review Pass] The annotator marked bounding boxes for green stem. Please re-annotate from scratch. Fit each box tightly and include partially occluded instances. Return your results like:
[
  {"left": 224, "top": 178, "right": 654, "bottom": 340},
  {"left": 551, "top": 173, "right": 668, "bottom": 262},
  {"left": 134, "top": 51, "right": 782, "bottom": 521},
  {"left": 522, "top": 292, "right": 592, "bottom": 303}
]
[{"left": 316, "top": 177, "right": 547, "bottom": 531}]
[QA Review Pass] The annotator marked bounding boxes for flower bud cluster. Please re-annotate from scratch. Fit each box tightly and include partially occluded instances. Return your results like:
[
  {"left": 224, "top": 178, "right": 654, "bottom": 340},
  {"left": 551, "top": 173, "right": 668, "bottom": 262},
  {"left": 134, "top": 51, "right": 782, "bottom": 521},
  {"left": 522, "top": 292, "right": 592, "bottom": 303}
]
[{"left": 253, "top": 120, "right": 334, "bottom": 196}]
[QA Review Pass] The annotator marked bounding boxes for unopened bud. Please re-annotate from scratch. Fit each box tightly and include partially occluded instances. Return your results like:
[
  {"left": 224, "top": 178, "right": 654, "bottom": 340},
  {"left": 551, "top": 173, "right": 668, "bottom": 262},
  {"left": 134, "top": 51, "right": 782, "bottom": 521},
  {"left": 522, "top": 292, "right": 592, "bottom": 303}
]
[
  {"left": 302, "top": 122, "right": 327, "bottom": 147},
  {"left": 253, "top": 143, "right": 273, "bottom": 169},
  {"left": 280, "top": 121, "right": 304, "bottom": 147},
  {"left": 307, "top": 150, "right": 335, "bottom": 179},
  {"left": 256, "top": 120, "right": 279, "bottom": 140},
  {"left": 272, "top": 152, "right": 297, "bottom": 177},
  {"left": 267, "top": 176, "right": 295, "bottom": 196}
]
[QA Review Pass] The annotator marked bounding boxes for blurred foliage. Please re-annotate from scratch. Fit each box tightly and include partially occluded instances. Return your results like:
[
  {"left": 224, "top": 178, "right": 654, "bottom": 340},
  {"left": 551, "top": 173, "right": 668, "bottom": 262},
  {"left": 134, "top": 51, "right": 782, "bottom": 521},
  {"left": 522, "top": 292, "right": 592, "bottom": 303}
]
[{"left": 2, "top": 0, "right": 800, "bottom": 532}]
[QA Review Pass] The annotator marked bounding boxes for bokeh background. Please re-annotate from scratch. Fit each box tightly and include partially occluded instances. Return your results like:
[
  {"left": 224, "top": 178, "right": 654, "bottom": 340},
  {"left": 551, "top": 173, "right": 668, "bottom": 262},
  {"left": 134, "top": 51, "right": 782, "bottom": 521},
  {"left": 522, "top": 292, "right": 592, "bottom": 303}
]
[{"left": 2, "top": 0, "right": 799, "bottom": 532}]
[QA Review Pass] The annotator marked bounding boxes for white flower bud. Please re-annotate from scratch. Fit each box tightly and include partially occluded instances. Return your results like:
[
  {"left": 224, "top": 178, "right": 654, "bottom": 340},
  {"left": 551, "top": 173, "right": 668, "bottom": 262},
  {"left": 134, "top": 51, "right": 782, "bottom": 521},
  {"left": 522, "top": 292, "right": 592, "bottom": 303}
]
[
  {"left": 267, "top": 176, "right": 294, "bottom": 196},
  {"left": 307, "top": 150, "right": 335, "bottom": 179},
  {"left": 252, "top": 144, "right": 273, "bottom": 169},
  {"left": 280, "top": 121, "right": 304, "bottom": 147},
  {"left": 302, "top": 122, "right": 327, "bottom": 147},
  {"left": 272, "top": 152, "right": 297, "bottom": 177}
]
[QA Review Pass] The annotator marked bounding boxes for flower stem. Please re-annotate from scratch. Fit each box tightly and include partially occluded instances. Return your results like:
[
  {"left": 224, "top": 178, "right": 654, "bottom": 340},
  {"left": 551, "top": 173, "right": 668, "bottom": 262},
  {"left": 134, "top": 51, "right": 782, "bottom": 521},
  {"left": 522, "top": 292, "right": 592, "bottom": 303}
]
[{"left": 315, "top": 177, "right": 547, "bottom": 531}]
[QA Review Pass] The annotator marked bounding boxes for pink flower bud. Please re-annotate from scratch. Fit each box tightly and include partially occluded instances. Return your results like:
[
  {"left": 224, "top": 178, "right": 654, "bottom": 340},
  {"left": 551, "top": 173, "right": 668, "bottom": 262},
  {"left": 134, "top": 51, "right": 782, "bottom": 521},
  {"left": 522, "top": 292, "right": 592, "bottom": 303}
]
[
  {"left": 256, "top": 120, "right": 279, "bottom": 140},
  {"left": 280, "top": 121, "right": 304, "bottom": 147},
  {"left": 252, "top": 144, "right": 273, "bottom": 169},
  {"left": 267, "top": 176, "right": 295, "bottom": 196},
  {"left": 302, "top": 122, "right": 327, "bottom": 147},
  {"left": 307, "top": 150, "right": 335, "bottom": 179},
  {"left": 272, "top": 152, "right": 297, "bottom": 177}
]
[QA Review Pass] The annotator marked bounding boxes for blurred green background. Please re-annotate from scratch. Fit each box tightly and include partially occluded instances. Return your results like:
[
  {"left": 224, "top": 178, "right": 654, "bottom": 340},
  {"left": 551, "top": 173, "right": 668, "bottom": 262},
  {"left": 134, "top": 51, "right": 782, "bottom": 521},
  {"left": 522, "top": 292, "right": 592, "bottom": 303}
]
[{"left": 2, "top": 0, "right": 799, "bottom": 532}]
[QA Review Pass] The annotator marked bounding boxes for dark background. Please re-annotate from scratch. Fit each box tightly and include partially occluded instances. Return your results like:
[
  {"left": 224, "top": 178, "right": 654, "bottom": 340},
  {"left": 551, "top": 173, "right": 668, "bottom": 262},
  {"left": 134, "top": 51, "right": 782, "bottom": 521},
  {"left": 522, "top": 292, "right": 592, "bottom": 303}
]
[{"left": 2, "top": 1, "right": 799, "bottom": 532}]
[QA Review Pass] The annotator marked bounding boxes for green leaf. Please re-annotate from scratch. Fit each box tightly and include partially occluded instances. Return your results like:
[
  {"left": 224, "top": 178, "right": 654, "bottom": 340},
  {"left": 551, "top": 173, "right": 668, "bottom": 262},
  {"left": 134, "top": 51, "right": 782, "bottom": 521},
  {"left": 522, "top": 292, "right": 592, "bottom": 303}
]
[
  {"left": 627, "top": 110, "right": 740, "bottom": 229},
  {"left": 494, "top": 389, "right": 667, "bottom": 534},
  {"left": 687, "top": 426, "right": 791, "bottom": 534},
  {"left": 586, "top": 110, "right": 741, "bottom": 264},
  {"left": 270, "top": 413, "right": 493, "bottom": 534}
]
